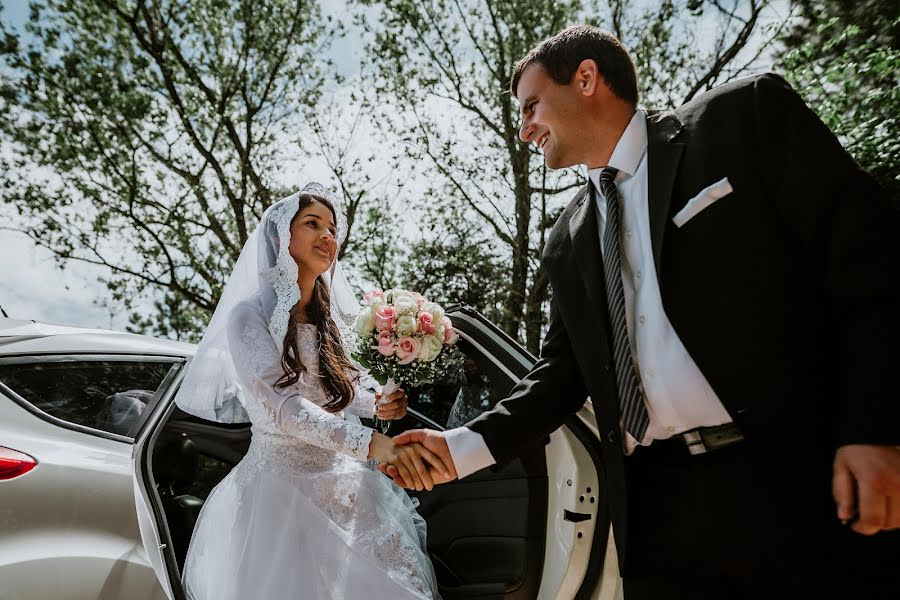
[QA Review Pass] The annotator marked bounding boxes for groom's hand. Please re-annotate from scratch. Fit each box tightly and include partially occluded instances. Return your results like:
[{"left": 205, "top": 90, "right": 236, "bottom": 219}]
[
  {"left": 832, "top": 444, "right": 900, "bottom": 535},
  {"left": 380, "top": 429, "right": 458, "bottom": 489}
]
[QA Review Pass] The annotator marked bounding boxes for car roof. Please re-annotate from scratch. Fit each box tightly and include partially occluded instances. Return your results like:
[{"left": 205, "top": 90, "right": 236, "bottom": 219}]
[{"left": 0, "top": 318, "right": 195, "bottom": 358}]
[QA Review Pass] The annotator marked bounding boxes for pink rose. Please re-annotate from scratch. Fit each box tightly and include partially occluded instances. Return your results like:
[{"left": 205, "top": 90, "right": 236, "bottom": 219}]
[
  {"left": 374, "top": 306, "right": 396, "bottom": 332},
  {"left": 364, "top": 290, "right": 386, "bottom": 305},
  {"left": 442, "top": 317, "right": 458, "bottom": 344},
  {"left": 395, "top": 335, "right": 421, "bottom": 365},
  {"left": 411, "top": 292, "right": 425, "bottom": 308},
  {"left": 417, "top": 312, "right": 436, "bottom": 335},
  {"left": 375, "top": 330, "right": 395, "bottom": 356}
]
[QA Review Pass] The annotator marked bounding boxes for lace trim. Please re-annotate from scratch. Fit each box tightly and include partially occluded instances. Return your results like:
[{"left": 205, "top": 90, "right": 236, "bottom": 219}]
[
  {"left": 287, "top": 411, "right": 372, "bottom": 462},
  {"left": 362, "top": 527, "right": 430, "bottom": 597},
  {"left": 259, "top": 193, "right": 301, "bottom": 346},
  {"left": 238, "top": 320, "right": 373, "bottom": 461}
]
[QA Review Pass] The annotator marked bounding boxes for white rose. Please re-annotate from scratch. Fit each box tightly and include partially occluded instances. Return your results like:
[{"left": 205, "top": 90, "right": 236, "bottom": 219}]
[
  {"left": 354, "top": 306, "right": 375, "bottom": 336},
  {"left": 418, "top": 334, "right": 443, "bottom": 362},
  {"left": 395, "top": 314, "right": 417, "bottom": 335},
  {"left": 393, "top": 294, "right": 418, "bottom": 315},
  {"left": 364, "top": 290, "right": 387, "bottom": 307},
  {"left": 421, "top": 301, "right": 445, "bottom": 324}
]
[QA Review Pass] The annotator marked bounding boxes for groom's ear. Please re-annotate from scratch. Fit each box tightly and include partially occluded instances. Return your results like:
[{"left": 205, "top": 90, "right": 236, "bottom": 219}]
[{"left": 575, "top": 59, "right": 601, "bottom": 97}]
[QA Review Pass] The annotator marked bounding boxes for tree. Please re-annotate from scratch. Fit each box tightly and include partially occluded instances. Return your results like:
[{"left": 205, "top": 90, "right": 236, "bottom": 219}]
[
  {"left": 781, "top": 0, "right": 898, "bottom": 52},
  {"left": 353, "top": 0, "right": 787, "bottom": 352},
  {"left": 0, "top": 0, "right": 337, "bottom": 340},
  {"left": 778, "top": 3, "right": 899, "bottom": 197},
  {"left": 400, "top": 200, "right": 509, "bottom": 327}
]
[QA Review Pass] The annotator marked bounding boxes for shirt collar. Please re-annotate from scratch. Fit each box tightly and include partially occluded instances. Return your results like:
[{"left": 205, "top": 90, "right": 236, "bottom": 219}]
[{"left": 587, "top": 109, "right": 647, "bottom": 191}]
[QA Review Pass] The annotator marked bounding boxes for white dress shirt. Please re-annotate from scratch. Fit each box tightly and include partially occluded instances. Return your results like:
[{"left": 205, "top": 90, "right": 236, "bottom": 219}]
[{"left": 446, "top": 110, "right": 732, "bottom": 477}]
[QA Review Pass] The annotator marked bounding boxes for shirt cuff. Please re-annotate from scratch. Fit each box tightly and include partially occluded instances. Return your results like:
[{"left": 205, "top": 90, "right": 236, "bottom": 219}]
[{"left": 445, "top": 426, "right": 496, "bottom": 479}]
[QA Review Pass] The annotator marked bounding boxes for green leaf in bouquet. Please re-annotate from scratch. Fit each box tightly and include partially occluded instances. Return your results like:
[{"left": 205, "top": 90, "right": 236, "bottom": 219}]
[{"left": 352, "top": 352, "right": 372, "bottom": 370}]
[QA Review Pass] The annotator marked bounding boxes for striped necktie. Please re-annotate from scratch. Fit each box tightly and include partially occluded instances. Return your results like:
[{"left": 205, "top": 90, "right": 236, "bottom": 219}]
[{"left": 598, "top": 167, "right": 650, "bottom": 442}]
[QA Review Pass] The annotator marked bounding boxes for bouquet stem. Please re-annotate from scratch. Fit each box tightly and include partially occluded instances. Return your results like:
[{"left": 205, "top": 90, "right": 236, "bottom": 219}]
[
  {"left": 375, "top": 377, "right": 400, "bottom": 434},
  {"left": 381, "top": 378, "right": 401, "bottom": 397}
]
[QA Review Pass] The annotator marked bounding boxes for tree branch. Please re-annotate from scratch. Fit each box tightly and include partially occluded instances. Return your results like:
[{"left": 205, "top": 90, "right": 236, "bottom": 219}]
[{"left": 683, "top": 0, "right": 765, "bottom": 102}]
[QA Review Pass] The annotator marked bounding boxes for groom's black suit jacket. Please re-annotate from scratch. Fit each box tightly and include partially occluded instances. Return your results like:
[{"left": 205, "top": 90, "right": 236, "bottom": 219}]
[{"left": 468, "top": 73, "right": 900, "bottom": 564}]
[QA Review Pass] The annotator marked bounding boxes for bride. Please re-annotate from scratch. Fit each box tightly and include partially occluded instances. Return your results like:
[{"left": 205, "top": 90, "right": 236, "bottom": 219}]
[{"left": 174, "top": 183, "right": 445, "bottom": 599}]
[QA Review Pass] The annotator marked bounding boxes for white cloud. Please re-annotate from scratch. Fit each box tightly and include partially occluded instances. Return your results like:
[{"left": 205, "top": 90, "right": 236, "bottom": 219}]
[{"left": 0, "top": 229, "right": 134, "bottom": 329}]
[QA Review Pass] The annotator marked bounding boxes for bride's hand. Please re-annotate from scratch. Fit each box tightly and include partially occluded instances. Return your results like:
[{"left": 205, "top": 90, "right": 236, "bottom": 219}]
[
  {"left": 374, "top": 389, "right": 408, "bottom": 421},
  {"left": 368, "top": 432, "right": 447, "bottom": 491}
]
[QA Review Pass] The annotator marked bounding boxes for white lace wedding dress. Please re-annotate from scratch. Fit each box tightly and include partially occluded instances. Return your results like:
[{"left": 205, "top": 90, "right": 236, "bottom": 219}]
[{"left": 181, "top": 297, "right": 440, "bottom": 599}]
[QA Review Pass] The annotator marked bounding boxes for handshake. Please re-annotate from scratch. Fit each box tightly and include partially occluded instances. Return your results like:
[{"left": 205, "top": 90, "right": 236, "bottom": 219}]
[
  {"left": 369, "top": 428, "right": 457, "bottom": 491},
  {"left": 367, "top": 389, "right": 457, "bottom": 491}
]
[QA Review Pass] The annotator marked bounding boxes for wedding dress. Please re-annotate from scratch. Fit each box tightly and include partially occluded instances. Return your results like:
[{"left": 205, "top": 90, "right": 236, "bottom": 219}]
[
  {"left": 181, "top": 297, "right": 439, "bottom": 599},
  {"left": 175, "top": 184, "right": 439, "bottom": 599}
]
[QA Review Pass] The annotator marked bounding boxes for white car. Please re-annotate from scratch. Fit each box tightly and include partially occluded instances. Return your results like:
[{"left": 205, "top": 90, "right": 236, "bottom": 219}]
[{"left": 0, "top": 308, "right": 621, "bottom": 599}]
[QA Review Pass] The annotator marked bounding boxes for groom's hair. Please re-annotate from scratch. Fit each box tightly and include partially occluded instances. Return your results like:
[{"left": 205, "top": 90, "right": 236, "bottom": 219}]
[{"left": 511, "top": 25, "right": 638, "bottom": 106}]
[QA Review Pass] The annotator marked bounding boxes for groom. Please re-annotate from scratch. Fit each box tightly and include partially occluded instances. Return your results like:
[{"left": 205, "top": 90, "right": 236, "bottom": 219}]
[{"left": 388, "top": 25, "right": 900, "bottom": 597}]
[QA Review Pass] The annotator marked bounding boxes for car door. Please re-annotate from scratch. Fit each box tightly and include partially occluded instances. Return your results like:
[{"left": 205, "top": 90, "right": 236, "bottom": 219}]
[
  {"left": 0, "top": 353, "right": 182, "bottom": 600},
  {"left": 129, "top": 361, "right": 191, "bottom": 600},
  {"left": 377, "top": 306, "right": 615, "bottom": 600}
]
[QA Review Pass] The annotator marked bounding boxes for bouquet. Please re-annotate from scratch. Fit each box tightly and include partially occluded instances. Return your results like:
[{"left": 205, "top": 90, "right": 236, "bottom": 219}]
[{"left": 351, "top": 289, "right": 463, "bottom": 431}]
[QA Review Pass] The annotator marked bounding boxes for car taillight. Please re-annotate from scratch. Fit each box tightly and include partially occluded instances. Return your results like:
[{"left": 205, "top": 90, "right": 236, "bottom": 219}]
[{"left": 0, "top": 446, "right": 37, "bottom": 480}]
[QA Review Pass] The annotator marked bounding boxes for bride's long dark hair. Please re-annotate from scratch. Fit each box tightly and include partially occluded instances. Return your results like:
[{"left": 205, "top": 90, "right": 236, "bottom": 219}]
[{"left": 274, "top": 194, "right": 357, "bottom": 412}]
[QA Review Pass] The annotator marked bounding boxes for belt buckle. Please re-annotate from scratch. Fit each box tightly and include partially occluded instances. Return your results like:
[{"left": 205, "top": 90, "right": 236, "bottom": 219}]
[
  {"left": 683, "top": 430, "right": 707, "bottom": 455},
  {"left": 682, "top": 424, "right": 744, "bottom": 455}
]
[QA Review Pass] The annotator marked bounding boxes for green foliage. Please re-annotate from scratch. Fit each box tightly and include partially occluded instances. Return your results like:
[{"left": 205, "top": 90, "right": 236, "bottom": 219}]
[
  {"left": 0, "top": 0, "right": 335, "bottom": 338},
  {"left": 780, "top": 0, "right": 898, "bottom": 54},
  {"left": 7, "top": 0, "right": 883, "bottom": 348},
  {"left": 350, "top": 0, "right": 586, "bottom": 352},
  {"left": 398, "top": 215, "right": 509, "bottom": 328},
  {"left": 344, "top": 201, "right": 408, "bottom": 293},
  {"left": 350, "top": 0, "right": 784, "bottom": 351},
  {"left": 353, "top": 336, "right": 465, "bottom": 389},
  {"left": 780, "top": 16, "right": 900, "bottom": 197}
]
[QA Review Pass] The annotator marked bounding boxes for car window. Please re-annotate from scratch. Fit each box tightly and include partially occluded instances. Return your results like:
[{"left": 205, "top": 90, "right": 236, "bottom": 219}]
[
  {"left": 405, "top": 338, "right": 516, "bottom": 429},
  {"left": 0, "top": 360, "right": 174, "bottom": 437}
]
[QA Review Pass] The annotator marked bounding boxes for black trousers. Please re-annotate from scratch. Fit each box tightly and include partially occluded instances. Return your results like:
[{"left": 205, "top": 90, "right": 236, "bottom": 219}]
[{"left": 621, "top": 440, "right": 900, "bottom": 600}]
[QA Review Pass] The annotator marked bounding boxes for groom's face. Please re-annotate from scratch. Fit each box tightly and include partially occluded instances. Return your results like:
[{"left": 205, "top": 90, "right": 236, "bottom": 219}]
[{"left": 516, "top": 63, "right": 583, "bottom": 169}]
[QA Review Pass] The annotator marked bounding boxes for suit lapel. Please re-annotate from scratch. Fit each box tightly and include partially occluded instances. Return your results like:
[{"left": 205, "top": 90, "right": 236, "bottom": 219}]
[
  {"left": 568, "top": 183, "right": 612, "bottom": 327},
  {"left": 645, "top": 111, "right": 686, "bottom": 284}
]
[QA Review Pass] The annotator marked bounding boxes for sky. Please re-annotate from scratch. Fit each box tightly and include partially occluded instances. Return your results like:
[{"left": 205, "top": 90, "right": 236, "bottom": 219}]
[
  {"left": 0, "top": 0, "right": 792, "bottom": 333},
  {"left": 0, "top": 1, "right": 130, "bottom": 327}
]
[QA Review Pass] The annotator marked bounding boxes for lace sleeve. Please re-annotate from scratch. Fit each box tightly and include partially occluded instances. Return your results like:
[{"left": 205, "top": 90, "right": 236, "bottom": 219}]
[
  {"left": 345, "top": 370, "right": 379, "bottom": 419},
  {"left": 227, "top": 300, "right": 373, "bottom": 461}
]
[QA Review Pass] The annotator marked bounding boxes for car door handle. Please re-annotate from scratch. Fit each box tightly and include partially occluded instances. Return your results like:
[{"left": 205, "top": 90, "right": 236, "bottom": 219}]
[{"left": 563, "top": 510, "right": 591, "bottom": 523}]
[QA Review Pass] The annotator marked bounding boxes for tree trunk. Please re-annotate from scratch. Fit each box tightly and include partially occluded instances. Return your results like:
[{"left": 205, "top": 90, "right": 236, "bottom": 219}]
[
  {"left": 503, "top": 147, "right": 532, "bottom": 340},
  {"left": 524, "top": 262, "right": 550, "bottom": 355}
]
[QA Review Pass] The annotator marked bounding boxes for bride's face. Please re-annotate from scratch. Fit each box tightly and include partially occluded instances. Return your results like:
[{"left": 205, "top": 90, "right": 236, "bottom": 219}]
[{"left": 288, "top": 200, "right": 338, "bottom": 279}]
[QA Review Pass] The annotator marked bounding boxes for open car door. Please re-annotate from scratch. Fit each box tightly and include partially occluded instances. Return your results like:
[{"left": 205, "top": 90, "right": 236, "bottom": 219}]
[
  {"left": 373, "top": 306, "right": 619, "bottom": 599},
  {"left": 130, "top": 362, "right": 188, "bottom": 600}
]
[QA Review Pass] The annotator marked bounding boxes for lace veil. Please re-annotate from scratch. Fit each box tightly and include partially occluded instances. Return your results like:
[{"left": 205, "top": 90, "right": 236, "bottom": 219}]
[{"left": 174, "top": 183, "right": 361, "bottom": 423}]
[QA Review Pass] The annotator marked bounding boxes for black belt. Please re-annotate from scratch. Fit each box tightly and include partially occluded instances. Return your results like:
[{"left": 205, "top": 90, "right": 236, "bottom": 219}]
[{"left": 636, "top": 422, "right": 745, "bottom": 456}]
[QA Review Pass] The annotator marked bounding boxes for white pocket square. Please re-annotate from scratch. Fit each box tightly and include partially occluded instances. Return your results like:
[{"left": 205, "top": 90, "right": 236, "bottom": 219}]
[{"left": 672, "top": 177, "right": 733, "bottom": 228}]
